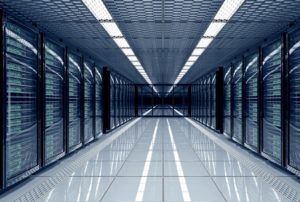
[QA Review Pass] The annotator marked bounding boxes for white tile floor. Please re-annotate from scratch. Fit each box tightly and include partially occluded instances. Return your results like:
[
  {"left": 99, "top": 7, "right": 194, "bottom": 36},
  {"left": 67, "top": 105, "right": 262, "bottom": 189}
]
[{"left": 1, "top": 117, "right": 299, "bottom": 202}]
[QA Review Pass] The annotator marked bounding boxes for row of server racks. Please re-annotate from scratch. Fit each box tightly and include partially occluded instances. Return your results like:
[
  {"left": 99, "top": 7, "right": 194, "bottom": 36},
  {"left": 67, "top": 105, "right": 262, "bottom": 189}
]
[
  {"left": 191, "top": 68, "right": 223, "bottom": 132},
  {"left": 0, "top": 15, "right": 135, "bottom": 191},
  {"left": 191, "top": 26, "right": 300, "bottom": 177}
]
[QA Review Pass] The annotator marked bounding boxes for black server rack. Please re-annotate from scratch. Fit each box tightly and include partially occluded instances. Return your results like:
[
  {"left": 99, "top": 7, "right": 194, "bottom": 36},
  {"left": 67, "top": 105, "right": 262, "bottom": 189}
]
[
  {"left": 207, "top": 76, "right": 212, "bottom": 127},
  {"left": 287, "top": 28, "right": 300, "bottom": 175},
  {"left": 261, "top": 38, "right": 284, "bottom": 165},
  {"left": 120, "top": 79, "right": 124, "bottom": 125},
  {"left": 116, "top": 76, "right": 120, "bottom": 127},
  {"left": 211, "top": 74, "right": 216, "bottom": 129},
  {"left": 232, "top": 60, "right": 243, "bottom": 143},
  {"left": 200, "top": 80, "right": 204, "bottom": 123},
  {"left": 244, "top": 51, "right": 259, "bottom": 152},
  {"left": 224, "top": 66, "right": 232, "bottom": 137},
  {"left": 95, "top": 65, "right": 102, "bottom": 137},
  {"left": 42, "top": 38, "right": 66, "bottom": 165},
  {"left": 203, "top": 78, "right": 208, "bottom": 125},
  {"left": 110, "top": 74, "right": 115, "bottom": 129},
  {"left": 2, "top": 19, "right": 41, "bottom": 187},
  {"left": 83, "top": 59, "right": 94, "bottom": 144},
  {"left": 67, "top": 51, "right": 82, "bottom": 152}
]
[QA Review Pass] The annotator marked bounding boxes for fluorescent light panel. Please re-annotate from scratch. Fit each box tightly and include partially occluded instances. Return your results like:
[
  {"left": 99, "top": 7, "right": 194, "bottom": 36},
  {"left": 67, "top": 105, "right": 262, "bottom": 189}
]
[
  {"left": 173, "top": 0, "right": 244, "bottom": 84},
  {"left": 82, "top": 0, "right": 153, "bottom": 85}
]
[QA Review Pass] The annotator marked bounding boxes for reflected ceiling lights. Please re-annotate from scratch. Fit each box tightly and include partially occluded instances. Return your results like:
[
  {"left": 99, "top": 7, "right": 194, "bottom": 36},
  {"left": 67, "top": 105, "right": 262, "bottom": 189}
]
[
  {"left": 173, "top": 0, "right": 245, "bottom": 85},
  {"left": 82, "top": 0, "right": 157, "bottom": 92}
]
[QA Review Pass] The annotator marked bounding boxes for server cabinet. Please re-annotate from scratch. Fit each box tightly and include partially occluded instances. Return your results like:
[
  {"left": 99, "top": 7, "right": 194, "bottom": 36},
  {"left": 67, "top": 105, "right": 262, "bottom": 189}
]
[
  {"left": 110, "top": 74, "right": 115, "bottom": 129},
  {"left": 244, "top": 51, "right": 259, "bottom": 151},
  {"left": 2, "top": 19, "right": 41, "bottom": 187},
  {"left": 207, "top": 76, "right": 212, "bottom": 127},
  {"left": 95, "top": 65, "right": 102, "bottom": 137},
  {"left": 83, "top": 59, "right": 94, "bottom": 144},
  {"left": 211, "top": 74, "right": 216, "bottom": 129},
  {"left": 119, "top": 79, "right": 124, "bottom": 125},
  {"left": 287, "top": 28, "right": 300, "bottom": 175},
  {"left": 261, "top": 39, "right": 284, "bottom": 165},
  {"left": 224, "top": 66, "right": 232, "bottom": 137},
  {"left": 200, "top": 80, "right": 204, "bottom": 123},
  {"left": 67, "top": 51, "right": 82, "bottom": 152},
  {"left": 232, "top": 60, "right": 243, "bottom": 143},
  {"left": 42, "top": 38, "right": 66, "bottom": 165},
  {"left": 114, "top": 76, "right": 119, "bottom": 127},
  {"left": 203, "top": 78, "right": 208, "bottom": 125}
]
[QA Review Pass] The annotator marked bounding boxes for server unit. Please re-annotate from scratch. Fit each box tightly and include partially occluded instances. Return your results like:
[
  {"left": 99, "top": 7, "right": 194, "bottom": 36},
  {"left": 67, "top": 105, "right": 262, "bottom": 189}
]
[
  {"left": 110, "top": 74, "right": 115, "bottom": 129},
  {"left": 211, "top": 74, "right": 216, "bottom": 129},
  {"left": 67, "top": 51, "right": 82, "bottom": 152},
  {"left": 244, "top": 51, "right": 260, "bottom": 152},
  {"left": 287, "top": 27, "right": 300, "bottom": 175},
  {"left": 94, "top": 65, "right": 103, "bottom": 137},
  {"left": 83, "top": 59, "right": 94, "bottom": 144},
  {"left": 232, "top": 60, "right": 243, "bottom": 144},
  {"left": 223, "top": 66, "right": 232, "bottom": 137},
  {"left": 261, "top": 38, "right": 284, "bottom": 165},
  {"left": 1, "top": 18, "right": 41, "bottom": 187},
  {"left": 42, "top": 38, "right": 66, "bottom": 165}
]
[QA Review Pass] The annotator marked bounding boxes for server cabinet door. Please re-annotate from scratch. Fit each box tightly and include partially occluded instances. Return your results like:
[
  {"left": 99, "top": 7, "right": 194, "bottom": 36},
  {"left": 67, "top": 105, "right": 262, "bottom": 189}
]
[
  {"left": 43, "top": 39, "right": 65, "bottom": 164},
  {"left": 244, "top": 52, "right": 259, "bottom": 151},
  {"left": 288, "top": 28, "right": 300, "bottom": 173},
  {"left": 95, "top": 66, "right": 103, "bottom": 137},
  {"left": 232, "top": 61, "right": 243, "bottom": 143},
  {"left": 67, "top": 52, "right": 82, "bottom": 151},
  {"left": 224, "top": 66, "right": 232, "bottom": 137},
  {"left": 211, "top": 74, "right": 217, "bottom": 129},
  {"left": 4, "top": 20, "right": 40, "bottom": 186},
  {"left": 83, "top": 59, "right": 94, "bottom": 143},
  {"left": 110, "top": 75, "right": 115, "bottom": 129},
  {"left": 261, "top": 40, "right": 283, "bottom": 164}
]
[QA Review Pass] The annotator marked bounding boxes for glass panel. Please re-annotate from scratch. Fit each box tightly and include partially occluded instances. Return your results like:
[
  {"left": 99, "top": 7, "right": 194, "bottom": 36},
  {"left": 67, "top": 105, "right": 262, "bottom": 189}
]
[
  {"left": 232, "top": 61, "right": 243, "bottom": 142},
  {"left": 244, "top": 52, "right": 259, "bottom": 149},
  {"left": 83, "top": 59, "right": 94, "bottom": 142},
  {"left": 5, "top": 21, "right": 39, "bottom": 179},
  {"left": 288, "top": 29, "right": 300, "bottom": 170},
  {"left": 44, "top": 40, "right": 65, "bottom": 161},
  {"left": 224, "top": 66, "right": 232, "bottom": 136},
  {"left": 95, "top": 66, "right": 102, "bottom": 136},
  {"left": 262, "top": 40, "right": 282, "bottom": 162},
  {"left": 68, "top": 52, "right": 82, "bottom": 149}
]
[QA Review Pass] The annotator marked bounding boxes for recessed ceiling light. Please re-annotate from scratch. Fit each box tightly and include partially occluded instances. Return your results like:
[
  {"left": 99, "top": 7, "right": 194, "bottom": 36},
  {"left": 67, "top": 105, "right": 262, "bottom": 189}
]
[{"left": 173, "top": 0, "right": 245, "bottom": 85}]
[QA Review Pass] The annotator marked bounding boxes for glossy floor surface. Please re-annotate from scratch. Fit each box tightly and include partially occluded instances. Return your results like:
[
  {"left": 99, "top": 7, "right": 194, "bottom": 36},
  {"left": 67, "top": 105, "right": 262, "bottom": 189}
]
[{"left": 1, "top": 118, "right": 299, "bottom": 202}]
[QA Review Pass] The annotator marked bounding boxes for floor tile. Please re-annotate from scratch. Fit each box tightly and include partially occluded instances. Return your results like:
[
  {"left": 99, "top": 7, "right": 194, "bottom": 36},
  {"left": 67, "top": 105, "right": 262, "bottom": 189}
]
[
  {"left": 101, "top": 177, "right": 162, "bottom": 202},
  {"left": 164, "top": 177, "right": 225, "bottom": 202}
]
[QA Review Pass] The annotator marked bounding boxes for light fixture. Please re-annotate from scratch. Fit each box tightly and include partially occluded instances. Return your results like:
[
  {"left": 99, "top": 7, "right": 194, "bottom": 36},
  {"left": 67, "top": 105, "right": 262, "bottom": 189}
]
[
  {"left": 173, "top": 0, "right": 245, "bottom": 85},
  {"left": 82, "top": 0, "right": 154, "bottom": 86}
]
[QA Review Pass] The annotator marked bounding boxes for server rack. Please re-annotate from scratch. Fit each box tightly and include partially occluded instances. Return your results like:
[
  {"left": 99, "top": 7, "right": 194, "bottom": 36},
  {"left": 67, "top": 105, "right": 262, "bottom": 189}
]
[
  {"left": 244, "top": 51, "right": 260, "bottom": 152},
  {"left": 83, "top": 58, "right": 94, "bottom": 144},
  {"left": 261, "top": 37, "right": 285, "bottom": 165},
  {"left": 115, "top": 76, "right": 120, "bottom": 127},
  {"left": 110, "top": 74, "right": 115, "bottom": 129},
  {"left": 286, "top": 27, "right": 300, "bottom": 175},
  {"left": 41, "top": 37, "right": 66, "bottom": 165},
  {"left": 1, "top": 18, "right": 41, "bottom": 187},
  {"left": 67, "top": 50, "right": 83, "bottom": 153},
  {"left": 207, "top": 76, "right": 212, "bottom": 127},
  {"left": 223, "top": 66, "right": 232, "bottom": 137},
  {"left": 211, "top": 74, "right": 216, "bottom": 129},
  {"left": 94, "top": 65, "right": 102, "bottom": 137},
  {"left": 232, "top": 60, "right": 243, "bottom": 144},
  {"left": 200, "top": 80, "right": 204, "bottom": 123}
]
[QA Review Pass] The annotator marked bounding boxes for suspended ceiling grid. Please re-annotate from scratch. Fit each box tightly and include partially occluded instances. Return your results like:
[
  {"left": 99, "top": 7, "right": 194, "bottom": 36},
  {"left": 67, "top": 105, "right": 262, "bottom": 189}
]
[{"left": 1, "top": 0, "right": 300, "bottom": 84}]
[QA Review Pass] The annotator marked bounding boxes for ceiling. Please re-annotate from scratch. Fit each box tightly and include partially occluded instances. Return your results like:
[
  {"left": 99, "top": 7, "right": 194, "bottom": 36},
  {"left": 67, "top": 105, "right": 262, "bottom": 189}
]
[{"left": 1, "top": 0, "right": 300, "bottom": 84}]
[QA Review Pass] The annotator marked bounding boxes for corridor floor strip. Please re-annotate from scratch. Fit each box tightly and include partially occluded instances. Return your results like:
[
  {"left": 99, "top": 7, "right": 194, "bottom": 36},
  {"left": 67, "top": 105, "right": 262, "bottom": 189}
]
[
  {"left": 135, "top": 119, "right": 159, "bottom": 202},
  {"left": 167, "top": 119, "right": 191, "bottom": 202}
]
